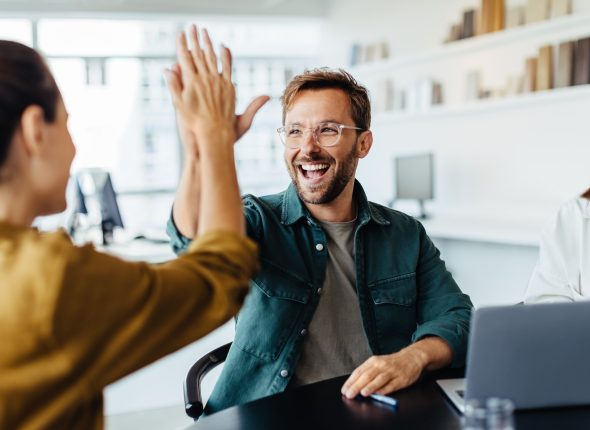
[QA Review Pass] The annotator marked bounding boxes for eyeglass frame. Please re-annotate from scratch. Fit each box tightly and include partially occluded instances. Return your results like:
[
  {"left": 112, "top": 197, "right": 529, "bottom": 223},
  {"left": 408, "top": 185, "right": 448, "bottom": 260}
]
[{"left": 276, "top": 121, "right": 365, "bottom": 148}]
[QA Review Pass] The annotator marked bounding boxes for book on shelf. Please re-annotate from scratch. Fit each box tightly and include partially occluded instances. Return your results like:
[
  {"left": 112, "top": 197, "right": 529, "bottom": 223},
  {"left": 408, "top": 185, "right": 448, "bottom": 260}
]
[
  {"left": 492, "top": 0, "right": 505, "bottom": 32},
  {"left": 432, "top": 83, "right": 444, "bottom": 105},
  {"left": 480, "top": 0, "right": 505, "bottom": 34},
  {"left": 523, "top": 57, "right": 538, "bottom": 92},
  {"left": 376, "top": 41, "right": 390, "bottom": 60},
  {"left": 526, "top": 0, "right": 550, "bottom": 24},
  {"left": 446, "top": 23, "right": 463, "bottom": 43},
  {"left": 506, "top": 6, "right": 525, "bottom": 28},
  {"left": 363, "top": 44, "right": 376, "bottom": 63},
  {"left": 536, "top": 45, "right": 553, "bottom": 91},
  {"left": 551, "top": 0, "right": 571, "bottom": 18},
  {"left": 474, "top": 9, "right": 482, "bottom": 36},
  {"left": 574, "top": 37, "right": 590, "bottom": 85},
  {"left": 556, "top": 41, "right": 575, "bottom": 88},
  {"left": 462, "top": 9, "right": 476, "bottom": 38},
  {"left": 374, "top": 79, "right": 394, "bottom": 113},
  {"left": 349, "top": 43, "right": 362, "bottom": 66},
  {"left": 505, "top": 75, "right": 523, "bottom": 96}
]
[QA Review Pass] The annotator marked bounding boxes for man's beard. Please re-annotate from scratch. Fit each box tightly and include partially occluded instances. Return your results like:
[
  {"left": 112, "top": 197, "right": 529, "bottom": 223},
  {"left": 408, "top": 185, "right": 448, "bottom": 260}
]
[{"left": 287, "top": 147, "right": 357, "bottom": 205}]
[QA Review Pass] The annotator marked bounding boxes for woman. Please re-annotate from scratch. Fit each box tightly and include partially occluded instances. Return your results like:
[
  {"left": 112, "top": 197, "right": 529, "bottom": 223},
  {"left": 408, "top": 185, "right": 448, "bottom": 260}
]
[
  {"left": 524, "top": 188, "right": 590, "bottom": 303},
  {"left": 0, "top": 26, "right": 262, "bottom": 429}
]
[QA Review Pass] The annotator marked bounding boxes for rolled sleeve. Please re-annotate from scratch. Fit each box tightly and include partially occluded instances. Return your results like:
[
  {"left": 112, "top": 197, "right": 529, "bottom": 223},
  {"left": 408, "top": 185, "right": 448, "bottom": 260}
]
[
  {"left": 412, "top": 223, "right": 473, "bottom": 368},
  {"left": 166, "top": 211, "right": 193, "bottom": 255}
]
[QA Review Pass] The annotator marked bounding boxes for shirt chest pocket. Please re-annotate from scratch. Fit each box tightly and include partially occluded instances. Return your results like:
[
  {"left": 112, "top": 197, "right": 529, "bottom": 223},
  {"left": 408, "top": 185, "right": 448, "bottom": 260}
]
[
  {"left": 369, "top": 273, "right": 418, "bottom": 344},
  {"left": 233, "top": 263, "right": 311, "bottom": 362}
]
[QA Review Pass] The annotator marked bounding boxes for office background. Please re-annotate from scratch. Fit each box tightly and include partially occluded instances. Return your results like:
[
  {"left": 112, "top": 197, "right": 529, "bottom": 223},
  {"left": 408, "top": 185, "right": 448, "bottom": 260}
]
[{"left": 2, "top": 0, "right": 589, "bottom": 428}]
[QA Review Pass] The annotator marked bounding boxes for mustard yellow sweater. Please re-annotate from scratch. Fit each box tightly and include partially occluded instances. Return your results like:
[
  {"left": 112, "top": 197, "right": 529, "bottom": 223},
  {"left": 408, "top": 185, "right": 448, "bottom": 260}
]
[{"left": 0, "top": 223, "right": 258, "bottom": 430}]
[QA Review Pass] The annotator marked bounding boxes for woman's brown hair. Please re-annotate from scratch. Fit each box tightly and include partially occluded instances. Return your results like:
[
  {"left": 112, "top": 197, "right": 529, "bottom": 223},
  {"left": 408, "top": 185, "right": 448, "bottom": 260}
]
[
  {"left": 0, "top": 40, "right": 60, "bottom": 167},
  {"left": 582, "top": 188, "right": 590, "bottom": 199}
]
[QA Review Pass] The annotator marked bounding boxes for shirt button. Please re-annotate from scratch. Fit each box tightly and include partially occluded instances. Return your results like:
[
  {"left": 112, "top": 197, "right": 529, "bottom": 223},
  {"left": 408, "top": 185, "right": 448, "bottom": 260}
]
[
  {"left": 317, "top": 288, "right": 322, "bottom": 295},
  {"left": 315, "top": 243, "right": 324, "bottom": 251},
  {"left": 300, "top": 329, "right": 307, "bottom": 336},
  {"left": 280, "top": 369, "right": 289, "bottom": 378}
]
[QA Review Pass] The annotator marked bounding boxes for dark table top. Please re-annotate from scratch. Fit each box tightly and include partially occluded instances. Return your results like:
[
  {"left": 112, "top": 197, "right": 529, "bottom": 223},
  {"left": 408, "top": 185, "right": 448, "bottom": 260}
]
[{"left": 188, "top": 368, "right": 590, "bottom": 430}]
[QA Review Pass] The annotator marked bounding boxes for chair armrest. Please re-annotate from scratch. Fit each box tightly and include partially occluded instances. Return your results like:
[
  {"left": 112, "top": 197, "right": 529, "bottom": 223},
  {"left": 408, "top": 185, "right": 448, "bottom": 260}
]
[{"left": 184, "top": 342, "right": 232, "bottom": 420}]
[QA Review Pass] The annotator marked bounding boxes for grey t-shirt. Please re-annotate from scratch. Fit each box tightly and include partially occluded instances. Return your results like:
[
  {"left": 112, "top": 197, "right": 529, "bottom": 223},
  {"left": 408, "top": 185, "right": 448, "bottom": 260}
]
[{"left": 291, "top": 219, "right": 373, "bottom": 386}]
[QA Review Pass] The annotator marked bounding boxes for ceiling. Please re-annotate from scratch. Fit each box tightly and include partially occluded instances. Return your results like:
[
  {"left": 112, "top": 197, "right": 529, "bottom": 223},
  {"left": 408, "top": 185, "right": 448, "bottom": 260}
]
[{"left": 0, "top": 0, "right": 333, "bottom": 17}]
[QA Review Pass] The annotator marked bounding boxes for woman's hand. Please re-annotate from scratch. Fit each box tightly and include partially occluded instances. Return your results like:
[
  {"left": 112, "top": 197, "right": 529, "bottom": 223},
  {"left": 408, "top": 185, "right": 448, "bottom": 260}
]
[
  {"left": 165, "top": 25, "right": 237, "bottom": 153},
  {"left": 167, "top": 60, "right": 269, "bottom": 161}
]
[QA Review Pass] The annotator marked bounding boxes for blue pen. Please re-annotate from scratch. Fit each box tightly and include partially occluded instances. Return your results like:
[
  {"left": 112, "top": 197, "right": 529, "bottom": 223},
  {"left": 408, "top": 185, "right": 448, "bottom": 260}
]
[{"left": 368, "top": 393, "right": 398, "bottom": 408}]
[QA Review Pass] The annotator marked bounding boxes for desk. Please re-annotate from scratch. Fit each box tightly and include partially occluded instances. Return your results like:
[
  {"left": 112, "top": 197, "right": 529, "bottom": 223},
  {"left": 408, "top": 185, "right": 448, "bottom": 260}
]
[
  {"left": 99, "top": 239, "right": 176, "bottom": 263},
  {"left": 187, "top": 369, "right": 590, "bottom": 430}
]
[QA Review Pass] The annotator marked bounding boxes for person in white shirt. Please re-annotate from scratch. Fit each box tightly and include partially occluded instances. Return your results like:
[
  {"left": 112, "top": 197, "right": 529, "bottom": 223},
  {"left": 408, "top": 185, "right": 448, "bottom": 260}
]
[{"left": 524, "top": 189, "right": 590, "bottom": 303}]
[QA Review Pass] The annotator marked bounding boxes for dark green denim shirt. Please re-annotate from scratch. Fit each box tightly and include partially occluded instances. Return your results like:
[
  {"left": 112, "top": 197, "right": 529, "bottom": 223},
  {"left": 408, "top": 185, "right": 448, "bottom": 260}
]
[{"left": 167, "top": 180, "right": 473, "bottom": 415}]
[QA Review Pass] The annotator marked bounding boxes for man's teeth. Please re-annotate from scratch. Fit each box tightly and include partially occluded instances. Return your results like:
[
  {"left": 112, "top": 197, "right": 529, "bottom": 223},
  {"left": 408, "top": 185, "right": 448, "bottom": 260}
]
[{"left": 301, "top": 164, "right": 329, "bottom": 171}]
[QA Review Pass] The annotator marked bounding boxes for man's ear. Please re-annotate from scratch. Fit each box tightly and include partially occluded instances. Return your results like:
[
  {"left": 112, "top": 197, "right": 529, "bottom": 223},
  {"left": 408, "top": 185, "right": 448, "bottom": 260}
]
[
  {"left": 356, "top": 130, "right": 373, "bottom": 159},
  {"left": 19, "top": 105, "right": 46, "bottom": 158}
]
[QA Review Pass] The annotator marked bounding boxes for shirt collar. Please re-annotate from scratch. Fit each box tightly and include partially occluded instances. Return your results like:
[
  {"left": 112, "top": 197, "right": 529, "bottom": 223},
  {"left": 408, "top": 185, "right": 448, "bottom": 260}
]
[
  {"left": 581, "top": 197, "right": 590, "bottom": 219},
  {"left": 281, "top": 180, "right": 390, "bottom": 227}
]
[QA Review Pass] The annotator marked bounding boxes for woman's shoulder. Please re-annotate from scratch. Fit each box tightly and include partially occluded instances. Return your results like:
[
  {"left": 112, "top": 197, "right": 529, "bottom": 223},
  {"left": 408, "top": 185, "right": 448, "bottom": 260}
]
[
  {"left": 5, "top": 227, "right": 91, "bottom": 267},
  {"left": 555, "top": 194, "right": 590, "bottom": 224}
]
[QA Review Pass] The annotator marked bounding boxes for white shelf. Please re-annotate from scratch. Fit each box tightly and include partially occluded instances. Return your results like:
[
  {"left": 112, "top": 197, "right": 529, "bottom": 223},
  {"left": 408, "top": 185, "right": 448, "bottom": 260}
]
[
  {"left": 351, "top": 13, "right": 590, "bottom": 74},
  {"left": 421, "top": 215, "right": 543, "bottom": 247},
  {"left": 372, "top": 84, "right": 590, "bottom": 124}
]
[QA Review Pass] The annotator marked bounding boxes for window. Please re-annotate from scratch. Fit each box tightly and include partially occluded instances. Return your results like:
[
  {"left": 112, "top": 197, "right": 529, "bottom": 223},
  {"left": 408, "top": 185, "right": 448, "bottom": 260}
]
[
  {"left": 5, "top": 17, "right": 320, "bottom": 230},
  {"left": 0, "top": 19, "right": 32, "bottom": 45}
]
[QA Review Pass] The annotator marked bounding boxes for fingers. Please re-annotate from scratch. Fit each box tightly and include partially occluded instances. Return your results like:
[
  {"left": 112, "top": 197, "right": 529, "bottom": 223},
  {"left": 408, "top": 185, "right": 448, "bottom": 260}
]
[
  {"left": 201, "top": 29, "right": 219, "bottom": 75},
  {"left": 341, "top": 361, "right": 371, "bottom": 398},
  {"left": 376, "top": 379, "right": 402, "bottom": 396},
  {"left": 170, "top": 63, "right": 183, "bottom": 90},
  {"left": 220, "top": 45, "right": 233, "bottom": 82},
  {"left": 342, "top": 366, "right": 378, "bottom": 399},
  {"left": 176, "top": 32, "right": 197, "bottom": 83},
  {"left": 188, "top": 24, "right": 208, "bottom": 75},
  {"left": 236, "top": 95, "right": 270, "bottom": 138},
  {"left": 361, "top": 373, "right": 392, "bottom": 396},
  {"left": 163, "top": 68, "right": 182, "bottom": 106},
  {"left": 244, "top": 95, "right": 270, "bottom": 121}
]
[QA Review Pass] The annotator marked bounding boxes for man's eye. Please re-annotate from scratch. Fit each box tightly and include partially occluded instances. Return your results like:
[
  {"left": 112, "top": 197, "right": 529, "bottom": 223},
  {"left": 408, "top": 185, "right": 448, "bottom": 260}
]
[
  {"left": 288, "top": 128, "right": 302, "bottom": 136},
  {"left": 319, "top": 126, "right": 338, "bottom": 135}
]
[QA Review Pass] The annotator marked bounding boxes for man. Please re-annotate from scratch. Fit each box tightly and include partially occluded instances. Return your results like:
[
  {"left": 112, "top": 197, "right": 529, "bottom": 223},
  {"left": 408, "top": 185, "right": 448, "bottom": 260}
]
[{"left": 168, "top": 68, "right": 473, "bottom": 414}]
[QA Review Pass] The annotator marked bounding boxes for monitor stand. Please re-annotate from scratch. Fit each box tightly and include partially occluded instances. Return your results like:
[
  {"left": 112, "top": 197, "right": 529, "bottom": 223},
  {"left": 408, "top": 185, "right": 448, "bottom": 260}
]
[
  {"left": 388, "top": 198, "right": 429, "bottom": 220},
  {"left": 101, "top": 219, "right": 116, "bottom": 246},
  {"left": 417, "top": 199, "right": 429, "bottom": 220}
]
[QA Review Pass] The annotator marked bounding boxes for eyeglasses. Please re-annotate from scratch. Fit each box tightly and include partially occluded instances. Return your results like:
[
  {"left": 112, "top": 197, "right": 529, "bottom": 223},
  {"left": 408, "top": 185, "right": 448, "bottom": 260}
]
[{"left": 277, "top": 122, "right": 364, "bottom": 149}]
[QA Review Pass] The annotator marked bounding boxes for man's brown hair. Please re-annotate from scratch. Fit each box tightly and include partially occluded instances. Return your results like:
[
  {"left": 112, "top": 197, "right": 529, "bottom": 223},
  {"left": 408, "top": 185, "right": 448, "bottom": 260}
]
[{"left": 280, "top": 68, "right": 371, "bottom": 130}]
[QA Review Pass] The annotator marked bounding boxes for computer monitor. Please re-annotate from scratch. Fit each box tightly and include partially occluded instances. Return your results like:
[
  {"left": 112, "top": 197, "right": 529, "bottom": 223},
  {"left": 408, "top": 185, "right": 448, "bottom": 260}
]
[
  {"left": 93, "top": 171, "right": 124, "bottom": 245},
  {"left": 393, "top": 153, "right": 434, "bottom": 219},
  {"left": 76, "top": 169, "right": 124, "bottom": 245},
  {"left": 67, "top": 176, "right": 88, "bottom": 236}
]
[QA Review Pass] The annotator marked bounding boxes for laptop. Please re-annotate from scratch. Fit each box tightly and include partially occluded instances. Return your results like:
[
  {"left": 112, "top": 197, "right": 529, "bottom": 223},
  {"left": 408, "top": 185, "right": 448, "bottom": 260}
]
[{"left": 437, "top": 301, "right": 590, "bottom": 413}]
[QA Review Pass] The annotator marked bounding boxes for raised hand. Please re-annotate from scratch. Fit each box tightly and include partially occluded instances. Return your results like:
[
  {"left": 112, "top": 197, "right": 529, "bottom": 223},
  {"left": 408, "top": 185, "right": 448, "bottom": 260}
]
[
  {"left": 165, "top": 29, "right": 268, "bottom": 160},
  {"left": 165, "top": 25, "right": 236, "bottom": 153}
]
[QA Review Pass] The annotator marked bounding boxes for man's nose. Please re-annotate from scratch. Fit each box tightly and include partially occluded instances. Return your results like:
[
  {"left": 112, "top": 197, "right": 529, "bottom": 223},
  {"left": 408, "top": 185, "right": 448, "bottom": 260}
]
[{"left": 299, "top": 129, "right": 320, "bottom": 154}]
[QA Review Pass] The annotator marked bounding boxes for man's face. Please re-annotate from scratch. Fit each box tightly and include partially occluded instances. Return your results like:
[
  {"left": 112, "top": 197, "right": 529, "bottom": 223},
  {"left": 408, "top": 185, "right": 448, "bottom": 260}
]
[{"left": 283, "top": 88, "right": 361, "bottom": 205}]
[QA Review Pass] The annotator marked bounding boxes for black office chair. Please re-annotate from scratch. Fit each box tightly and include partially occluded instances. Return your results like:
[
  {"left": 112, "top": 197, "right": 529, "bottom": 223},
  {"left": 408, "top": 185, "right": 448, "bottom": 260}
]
[{"left": 184, "top": 342, "right": 232, "bottom": 420}]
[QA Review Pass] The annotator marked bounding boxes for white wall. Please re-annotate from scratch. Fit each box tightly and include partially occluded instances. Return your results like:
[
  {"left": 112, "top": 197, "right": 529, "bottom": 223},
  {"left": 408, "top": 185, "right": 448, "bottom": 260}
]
[{"left": 319, "top": 0, "right": 590, "bottom": 306}]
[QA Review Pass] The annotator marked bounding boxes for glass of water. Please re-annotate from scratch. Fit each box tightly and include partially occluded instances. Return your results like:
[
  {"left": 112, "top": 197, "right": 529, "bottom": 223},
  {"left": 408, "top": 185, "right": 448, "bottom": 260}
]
[
  {"left": 462, "top": 399, "right": 487, "bottom": 430},
  {"left": 485, "top": 397, "right": 515, "bottom": 430}
]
